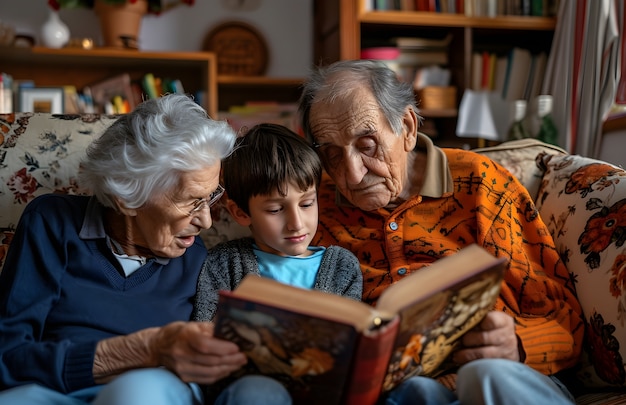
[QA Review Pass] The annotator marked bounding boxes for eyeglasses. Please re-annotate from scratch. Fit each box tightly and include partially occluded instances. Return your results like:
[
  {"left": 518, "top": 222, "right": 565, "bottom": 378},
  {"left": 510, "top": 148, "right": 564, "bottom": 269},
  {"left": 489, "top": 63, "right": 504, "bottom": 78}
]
[{"left": 173, "top": 184, "right": 225, "bottom": 217}]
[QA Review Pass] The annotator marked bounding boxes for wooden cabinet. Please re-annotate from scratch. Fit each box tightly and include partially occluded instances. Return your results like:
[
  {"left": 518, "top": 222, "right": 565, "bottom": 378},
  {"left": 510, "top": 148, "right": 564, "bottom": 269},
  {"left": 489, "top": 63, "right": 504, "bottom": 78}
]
[
  {"left": 326, "top": 0, "right": 557, "bottom": 147},
  {"left": 2, "top": 47, "right": 218, "bottom": 117}
]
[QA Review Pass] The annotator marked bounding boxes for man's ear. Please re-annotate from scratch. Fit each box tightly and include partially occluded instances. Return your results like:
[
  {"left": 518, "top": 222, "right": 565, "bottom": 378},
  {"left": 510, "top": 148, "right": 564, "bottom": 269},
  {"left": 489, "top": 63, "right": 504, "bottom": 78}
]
[
  {"left": 226, "top": 199, "right": 252, "bottom": 227},
  {"left": 402, "top": 106, "right": 418, "bottom": 152},
  {"left": 114, "top": 197, "right": 137, "bottom": 216}
]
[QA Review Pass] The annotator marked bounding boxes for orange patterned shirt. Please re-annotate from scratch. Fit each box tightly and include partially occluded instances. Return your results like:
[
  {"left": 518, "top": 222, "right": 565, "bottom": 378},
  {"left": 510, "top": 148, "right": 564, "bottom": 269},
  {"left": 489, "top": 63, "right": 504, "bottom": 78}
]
[{"left": 314, "top": 134, "right": 583, "bottom": 375}]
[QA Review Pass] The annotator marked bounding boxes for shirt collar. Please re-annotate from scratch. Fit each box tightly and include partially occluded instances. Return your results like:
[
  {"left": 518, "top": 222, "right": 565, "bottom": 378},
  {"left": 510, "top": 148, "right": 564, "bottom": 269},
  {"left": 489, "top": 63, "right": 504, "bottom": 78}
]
[{"left": 415, "top": 131, "right": 453, "bottom": 198}]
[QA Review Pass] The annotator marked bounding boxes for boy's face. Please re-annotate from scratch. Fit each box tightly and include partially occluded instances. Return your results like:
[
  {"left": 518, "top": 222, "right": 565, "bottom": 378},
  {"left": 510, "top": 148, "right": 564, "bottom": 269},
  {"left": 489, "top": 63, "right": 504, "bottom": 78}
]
[{"left": 235, "top": 183, "right": 318, "bottom": 257}]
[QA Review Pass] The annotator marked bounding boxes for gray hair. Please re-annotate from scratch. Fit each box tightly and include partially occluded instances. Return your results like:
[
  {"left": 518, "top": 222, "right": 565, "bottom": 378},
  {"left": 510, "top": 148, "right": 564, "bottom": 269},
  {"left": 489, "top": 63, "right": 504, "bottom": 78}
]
[
  {"left": 298, "top": 59, "right": 420, "bottom": 143},
  {"left": 79, "top": 94, "right": 236, "bottom": 209}
]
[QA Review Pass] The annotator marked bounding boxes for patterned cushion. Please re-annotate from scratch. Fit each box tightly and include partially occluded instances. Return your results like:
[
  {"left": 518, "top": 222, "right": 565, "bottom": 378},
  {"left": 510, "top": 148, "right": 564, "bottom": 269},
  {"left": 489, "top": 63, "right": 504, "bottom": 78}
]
[
  {"left": 0, "top": 113, "right": 118, "bottom": 271},
  {"left": 473, "top": 138, "right": 567, "bottom": 200},
  {"left": 535, "top": 152, "right": 626, "bottom": 389}
]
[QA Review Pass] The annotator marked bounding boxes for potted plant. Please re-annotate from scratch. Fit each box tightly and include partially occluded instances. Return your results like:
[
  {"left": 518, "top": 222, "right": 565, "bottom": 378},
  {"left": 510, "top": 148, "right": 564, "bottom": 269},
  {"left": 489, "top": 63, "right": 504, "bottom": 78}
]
[
  {"left": 48, "top": 0, "right": 195, "bottom": 15},
  {"left": 48, "top": 0, "right": 195, "bottom": 49}
]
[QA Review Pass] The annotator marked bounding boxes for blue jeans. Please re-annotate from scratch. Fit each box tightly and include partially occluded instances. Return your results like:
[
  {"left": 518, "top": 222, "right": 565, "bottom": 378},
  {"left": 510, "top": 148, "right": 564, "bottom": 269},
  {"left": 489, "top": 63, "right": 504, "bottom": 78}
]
[
  {"left": 0, "top": 368, "right": 291, "bottom": 405},
  {"left": 384, "top": 359, "right": 576, "bottom": 405}
]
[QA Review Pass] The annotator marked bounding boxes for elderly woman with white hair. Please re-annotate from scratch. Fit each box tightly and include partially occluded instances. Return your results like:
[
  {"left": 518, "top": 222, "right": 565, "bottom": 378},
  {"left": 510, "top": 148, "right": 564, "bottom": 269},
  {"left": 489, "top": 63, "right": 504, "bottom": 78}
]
[{"left": 0, "top": 94, "right": 291, "bottom": 405}]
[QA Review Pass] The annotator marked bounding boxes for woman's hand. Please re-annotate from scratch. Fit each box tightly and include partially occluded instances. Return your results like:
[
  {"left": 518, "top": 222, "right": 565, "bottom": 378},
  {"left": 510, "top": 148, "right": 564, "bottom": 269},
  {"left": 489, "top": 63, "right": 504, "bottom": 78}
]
[{"left": 94, "top": 321, "right": 247, "bottom": 384}]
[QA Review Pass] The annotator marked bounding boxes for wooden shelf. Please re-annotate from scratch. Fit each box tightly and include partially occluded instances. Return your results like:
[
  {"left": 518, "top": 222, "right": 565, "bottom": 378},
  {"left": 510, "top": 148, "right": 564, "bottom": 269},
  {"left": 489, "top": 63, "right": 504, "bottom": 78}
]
[
  {"left": 358, "top": 11, "right": 556, "bottom": 30},
  {"left": 2, "top": 46, "right": 218, "bottom": 117}
]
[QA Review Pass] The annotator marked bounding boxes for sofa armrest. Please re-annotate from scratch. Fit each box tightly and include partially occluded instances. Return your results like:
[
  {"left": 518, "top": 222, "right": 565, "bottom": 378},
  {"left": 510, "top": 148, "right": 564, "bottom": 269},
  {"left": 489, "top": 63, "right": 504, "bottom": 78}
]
[{"left": 535, "top": 152, "right": 626, "bottom": 390}]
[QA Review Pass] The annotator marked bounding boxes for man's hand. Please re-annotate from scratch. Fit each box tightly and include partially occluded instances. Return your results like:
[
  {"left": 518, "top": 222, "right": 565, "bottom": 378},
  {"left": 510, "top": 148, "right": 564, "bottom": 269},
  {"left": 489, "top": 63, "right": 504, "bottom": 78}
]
[
  {"left": 452, "top": 311, "right": 523, "bottom": 365},
  {"left": 94, "top": 321, "right": 247, "bottom": 384}
]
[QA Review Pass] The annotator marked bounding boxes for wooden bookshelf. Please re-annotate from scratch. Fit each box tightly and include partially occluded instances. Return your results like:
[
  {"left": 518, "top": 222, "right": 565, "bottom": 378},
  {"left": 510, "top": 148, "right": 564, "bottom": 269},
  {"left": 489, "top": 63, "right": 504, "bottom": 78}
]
[
  {"left": 1, "top": 47, "right": 218, "bottom": 117},
  {"left": 318, "top": 0, "right": 557, "bottom": 147}
]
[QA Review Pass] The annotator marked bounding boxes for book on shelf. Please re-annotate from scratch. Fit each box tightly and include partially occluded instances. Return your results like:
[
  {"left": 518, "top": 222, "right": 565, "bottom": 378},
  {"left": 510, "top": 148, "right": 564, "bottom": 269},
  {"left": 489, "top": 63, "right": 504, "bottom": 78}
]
[
  {"left": 62, "top": 86, "right": 80, "bottom": 114},
  {"left": 464, "top": 0, "right": 557, "bottom": 16},
  {"left": 141, "top": 73, "right": 159, "bottom": 100},
  {"left": 367, "top": 0, "right": 556, "bottom": 15},
  {"left": 393, "top": 34, "right": 452, "bottom": 51},
  {"left": 396, "top": 50, "right": 449, "bottom": 68},
  {"left": 213, "top": 244, "right": 508, "bottom": 405},
  {"left": 470, "top": 52, "right": 483, "bottom": 90},
  {"left": 503, "top": 47, "right": 533, "bottom": 102},
  {"left": 493, "top": 54, "right": 509, "bottom": 98},
  {"left": 525, "top": 51, "right": 548, "bottom": 102},
  {"left": 87, "top": 73, "right": 136, "bottom": 114}
]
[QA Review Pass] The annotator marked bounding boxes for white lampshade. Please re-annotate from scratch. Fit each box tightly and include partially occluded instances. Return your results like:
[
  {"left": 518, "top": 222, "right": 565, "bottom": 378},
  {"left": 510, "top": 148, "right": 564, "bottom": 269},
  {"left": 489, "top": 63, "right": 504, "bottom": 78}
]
[{"left": 456, "top": 90, "right": 512, "bottom": 141}]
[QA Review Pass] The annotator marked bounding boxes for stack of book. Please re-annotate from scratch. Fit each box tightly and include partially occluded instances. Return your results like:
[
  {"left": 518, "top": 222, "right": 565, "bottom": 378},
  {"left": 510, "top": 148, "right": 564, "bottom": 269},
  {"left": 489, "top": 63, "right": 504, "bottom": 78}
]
[
  {"left": 392, "top": 34, "right": 451, "bottom": 83},
  {"left": 366, "top": 0, "right": 558, "bottom": 16},
  {"left": 361, "top": 34, "right": 451, "bottom": 84},
  {"left": 471, "top": 47, "right": 547, "bottom": 103}
]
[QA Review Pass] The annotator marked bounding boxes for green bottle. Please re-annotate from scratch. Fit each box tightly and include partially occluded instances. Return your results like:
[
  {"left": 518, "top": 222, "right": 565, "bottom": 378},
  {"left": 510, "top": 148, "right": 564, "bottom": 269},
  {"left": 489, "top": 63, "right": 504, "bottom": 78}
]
[
  {"left": 536, "top": 95, "right": 558, "bottom": 145},
  {"left": 507, "top": 100, "right": 530, "bottom": 141}
]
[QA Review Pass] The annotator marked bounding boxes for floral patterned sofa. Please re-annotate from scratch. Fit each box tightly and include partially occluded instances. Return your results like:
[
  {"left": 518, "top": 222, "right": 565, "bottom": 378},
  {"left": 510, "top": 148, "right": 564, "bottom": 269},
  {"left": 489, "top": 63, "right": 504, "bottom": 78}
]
[{"left": 0, "top": 113, "right": 624, "bottom": 404}]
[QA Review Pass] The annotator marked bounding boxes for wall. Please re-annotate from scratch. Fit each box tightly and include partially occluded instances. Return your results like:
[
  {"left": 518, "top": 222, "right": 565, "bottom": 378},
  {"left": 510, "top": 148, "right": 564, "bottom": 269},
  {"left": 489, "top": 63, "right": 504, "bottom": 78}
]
[{"left": 0, "top": 0, "right": 312, "bottom": 78}]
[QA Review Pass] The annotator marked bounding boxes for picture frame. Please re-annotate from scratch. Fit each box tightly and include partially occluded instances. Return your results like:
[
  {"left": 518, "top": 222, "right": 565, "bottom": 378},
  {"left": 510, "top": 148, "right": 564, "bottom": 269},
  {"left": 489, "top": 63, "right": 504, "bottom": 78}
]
[{"left": 19, "top": 87, "right": 64, "bottom": 114}]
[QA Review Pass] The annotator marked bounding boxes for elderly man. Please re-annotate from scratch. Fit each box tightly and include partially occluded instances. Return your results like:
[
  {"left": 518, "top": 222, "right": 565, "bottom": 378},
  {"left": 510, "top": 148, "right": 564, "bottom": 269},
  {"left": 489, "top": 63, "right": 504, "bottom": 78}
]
[{"left": 298, "top": 59, "right": 583, "bottom": 405}]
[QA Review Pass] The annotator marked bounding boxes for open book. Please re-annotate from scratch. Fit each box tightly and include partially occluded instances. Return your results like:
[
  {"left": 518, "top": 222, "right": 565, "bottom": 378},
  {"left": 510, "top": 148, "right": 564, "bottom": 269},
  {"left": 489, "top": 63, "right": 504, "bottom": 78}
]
[{"left": 213, "top": 244, "right": 508, "bottom": 405}]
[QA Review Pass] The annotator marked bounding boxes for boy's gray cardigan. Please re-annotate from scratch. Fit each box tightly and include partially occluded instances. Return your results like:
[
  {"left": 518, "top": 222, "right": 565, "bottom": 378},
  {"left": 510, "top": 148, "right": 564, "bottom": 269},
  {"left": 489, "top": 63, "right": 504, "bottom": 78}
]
[{"left": 192, "top": 237, "right": 363, "bottom": 322}]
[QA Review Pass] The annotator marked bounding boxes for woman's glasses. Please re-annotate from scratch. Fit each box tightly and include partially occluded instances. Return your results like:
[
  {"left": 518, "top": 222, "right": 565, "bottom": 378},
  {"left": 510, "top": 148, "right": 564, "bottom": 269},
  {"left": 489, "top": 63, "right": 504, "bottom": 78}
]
[{"left": 173, "top": 184, "right": 225, "bottom": 217}]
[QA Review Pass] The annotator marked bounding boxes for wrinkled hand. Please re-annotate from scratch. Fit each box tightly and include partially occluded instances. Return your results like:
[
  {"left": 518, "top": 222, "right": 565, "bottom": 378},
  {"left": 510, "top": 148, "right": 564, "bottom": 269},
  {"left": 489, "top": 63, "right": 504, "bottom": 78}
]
[
  {"left": 94, "top": 321, "right": 247, "bottom": 385},
  {"left": 452, "top": 311, "right": 522, "bottom": 365},
  {"left": 150, "top": 321, "right": 247, "bottom": 384}
]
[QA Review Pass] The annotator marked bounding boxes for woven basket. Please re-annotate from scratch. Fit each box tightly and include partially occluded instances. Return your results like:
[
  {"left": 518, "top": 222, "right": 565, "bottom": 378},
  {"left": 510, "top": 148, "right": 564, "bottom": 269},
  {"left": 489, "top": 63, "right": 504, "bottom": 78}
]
[{"left": 417, "top": 86, "right": 457, "bottom": 109}]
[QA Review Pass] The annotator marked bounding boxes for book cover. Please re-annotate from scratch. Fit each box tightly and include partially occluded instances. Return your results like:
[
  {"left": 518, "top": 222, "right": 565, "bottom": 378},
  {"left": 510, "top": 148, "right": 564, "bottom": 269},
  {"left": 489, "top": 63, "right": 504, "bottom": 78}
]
[
  {"left": 493, "top": 54, "right": 509, "bottom": 98},
  {"left": 503, "top": 47, "right": 532, "bottom": 101},
  {"left": 213, "top": 244, "right": 507, "bottom": 405},
  {"left": 141, "top": 73, "right": 158, "bottom": 100},
  {"left": 471, "top": 52, "right": 483, "bottom": 90}
]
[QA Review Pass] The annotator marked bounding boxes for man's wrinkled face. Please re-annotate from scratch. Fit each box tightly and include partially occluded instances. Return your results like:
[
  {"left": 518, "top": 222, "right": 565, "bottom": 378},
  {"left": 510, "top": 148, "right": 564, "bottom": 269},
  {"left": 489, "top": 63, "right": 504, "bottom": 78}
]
[{"left": 308, "top": 87, "right": 411, "bottom": 211}]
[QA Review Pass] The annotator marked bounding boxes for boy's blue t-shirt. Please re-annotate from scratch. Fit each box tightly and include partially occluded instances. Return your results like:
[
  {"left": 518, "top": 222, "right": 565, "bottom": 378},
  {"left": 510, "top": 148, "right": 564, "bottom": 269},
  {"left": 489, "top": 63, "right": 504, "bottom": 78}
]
[{"left": 253, "top": 245, "right": 325, "bottom": 289}]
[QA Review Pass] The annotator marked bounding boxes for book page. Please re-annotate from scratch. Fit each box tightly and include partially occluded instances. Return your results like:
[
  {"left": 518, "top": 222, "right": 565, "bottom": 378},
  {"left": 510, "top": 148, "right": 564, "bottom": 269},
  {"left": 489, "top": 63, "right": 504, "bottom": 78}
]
[
  {"left": 229, "top": 276, "right": 391, "bottom": 332},
  {"left": 376, "top": 244, "right": 506, "bottom": 314}
]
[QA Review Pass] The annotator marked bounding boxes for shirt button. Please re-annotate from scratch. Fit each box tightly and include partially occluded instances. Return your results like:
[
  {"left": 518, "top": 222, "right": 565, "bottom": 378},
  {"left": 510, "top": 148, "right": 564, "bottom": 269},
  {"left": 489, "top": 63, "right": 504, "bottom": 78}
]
[
  {"left": 389, "top": 222, "right": 398, "bottom": 231},
  {"left": 398, "top": 268, "right": 407, "bottom": 275}
]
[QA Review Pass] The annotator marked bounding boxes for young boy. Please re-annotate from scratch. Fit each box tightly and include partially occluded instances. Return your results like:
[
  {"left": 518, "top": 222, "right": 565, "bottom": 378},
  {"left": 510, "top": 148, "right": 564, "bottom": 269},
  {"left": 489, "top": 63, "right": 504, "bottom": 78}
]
[{"left": 192, "top": 123, "right": 362, "bottom": 323}]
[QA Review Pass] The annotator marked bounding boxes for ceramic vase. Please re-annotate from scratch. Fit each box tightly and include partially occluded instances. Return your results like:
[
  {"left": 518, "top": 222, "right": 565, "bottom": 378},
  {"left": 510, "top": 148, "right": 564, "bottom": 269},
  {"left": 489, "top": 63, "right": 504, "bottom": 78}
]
[{"left": 41, "top": 11, "right": 70, "bottom": 49}]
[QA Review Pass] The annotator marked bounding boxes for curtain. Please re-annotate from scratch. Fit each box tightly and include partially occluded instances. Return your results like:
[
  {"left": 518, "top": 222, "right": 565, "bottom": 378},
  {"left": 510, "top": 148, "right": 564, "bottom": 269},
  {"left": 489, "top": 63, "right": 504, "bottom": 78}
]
[{"left": 542, "top": 0, "right": 622, "bottom": 157}]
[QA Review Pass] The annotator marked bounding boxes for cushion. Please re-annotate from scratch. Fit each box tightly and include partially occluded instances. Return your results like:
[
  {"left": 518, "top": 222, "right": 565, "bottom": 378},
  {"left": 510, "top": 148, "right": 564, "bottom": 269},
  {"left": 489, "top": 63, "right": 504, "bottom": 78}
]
[
  {"left": 0, "top": 113, "right": 118, "bottom": 270},
  {"left": 535, "top": 152, "right": 626, "bottom": 388},
  {"left": 473, "top": 138, "right": 567, "bottom": 200}
]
